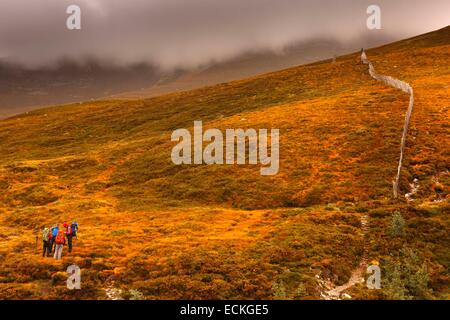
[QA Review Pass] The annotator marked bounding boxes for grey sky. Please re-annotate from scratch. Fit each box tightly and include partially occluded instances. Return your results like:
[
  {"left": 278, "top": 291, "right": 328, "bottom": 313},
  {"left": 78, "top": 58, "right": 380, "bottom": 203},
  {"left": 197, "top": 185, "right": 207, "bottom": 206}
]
[{"left": 0, "top": 0, "right": 448, "bottom": 69}]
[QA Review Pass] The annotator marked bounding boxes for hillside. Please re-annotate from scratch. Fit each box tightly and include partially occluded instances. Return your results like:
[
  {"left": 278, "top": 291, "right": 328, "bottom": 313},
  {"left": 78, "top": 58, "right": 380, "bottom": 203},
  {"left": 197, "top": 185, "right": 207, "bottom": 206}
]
[{"left": 0, "top": 27, "right": 448, "bottom": 300}]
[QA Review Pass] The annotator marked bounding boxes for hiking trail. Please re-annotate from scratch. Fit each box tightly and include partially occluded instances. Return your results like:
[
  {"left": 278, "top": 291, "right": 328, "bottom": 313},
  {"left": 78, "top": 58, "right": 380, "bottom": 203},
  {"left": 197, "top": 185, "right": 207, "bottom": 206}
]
[
  {"left": 104, "top": 280, "right": 123, "bottom": 300},
  {"left": 318, "top": 214, "right": 369, "bottom": 300}
]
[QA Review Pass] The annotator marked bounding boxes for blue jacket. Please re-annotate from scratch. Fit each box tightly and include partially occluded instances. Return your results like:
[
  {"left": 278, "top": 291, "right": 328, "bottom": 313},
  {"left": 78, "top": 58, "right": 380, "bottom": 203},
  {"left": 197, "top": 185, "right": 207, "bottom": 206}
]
[{"left": 51, "top": 227, "right": 59, "bottom": 238}]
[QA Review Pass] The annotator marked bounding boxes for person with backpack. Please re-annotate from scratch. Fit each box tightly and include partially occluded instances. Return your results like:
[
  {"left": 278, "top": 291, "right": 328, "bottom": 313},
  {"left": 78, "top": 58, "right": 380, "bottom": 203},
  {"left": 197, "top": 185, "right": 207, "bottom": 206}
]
[
  {"left": 50, "top": 224, "right": 59, "bottom": 253},
  {"left": 53, "top": 226, "right": 66, "bottom": 260},
  {"left": 63, "top": 222, "right": 74, "bottom": 253},
  {"left": 71, "top": 221, "right": 79, "bottom": 237},
  {"left": 42, "top": 227, "right": 51, "bottom": 257},
  {"left": 67, "top": 221, "right": 79, "bottom": 253}
]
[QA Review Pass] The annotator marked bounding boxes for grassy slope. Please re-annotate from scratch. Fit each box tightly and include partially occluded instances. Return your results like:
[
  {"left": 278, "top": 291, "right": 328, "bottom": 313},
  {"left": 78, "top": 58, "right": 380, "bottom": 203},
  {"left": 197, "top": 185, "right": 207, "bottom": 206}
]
[{"left": 0, "top": 27, "right": 448, "bottom": 299}]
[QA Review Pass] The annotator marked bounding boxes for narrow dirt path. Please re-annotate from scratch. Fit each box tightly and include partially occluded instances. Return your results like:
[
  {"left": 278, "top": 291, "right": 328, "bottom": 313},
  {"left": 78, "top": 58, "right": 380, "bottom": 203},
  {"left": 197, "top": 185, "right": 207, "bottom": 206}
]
[
  {"left": 104, "top": 283, "right": 123, "bottom": 300},
  {"left": 103, "top": 277, "right": 124, "bottom": 300},
  {"left": 320, "top": 215, "right": 369, "bottom": 300},
  {"left": 322, "top": 215, "right": 369, "bottom": 300}
]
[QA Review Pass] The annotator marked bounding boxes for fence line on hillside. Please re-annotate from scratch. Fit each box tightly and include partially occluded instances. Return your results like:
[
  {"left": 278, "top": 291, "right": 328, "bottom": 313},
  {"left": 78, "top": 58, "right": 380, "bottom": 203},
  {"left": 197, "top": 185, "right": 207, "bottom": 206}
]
[{"left": 361, "top": 50, "right": 414, "bottom": 199}]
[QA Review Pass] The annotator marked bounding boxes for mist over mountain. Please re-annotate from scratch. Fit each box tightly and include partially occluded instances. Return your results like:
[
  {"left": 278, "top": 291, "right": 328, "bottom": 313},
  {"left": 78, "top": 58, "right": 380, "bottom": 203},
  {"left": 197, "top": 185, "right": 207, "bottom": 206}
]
[
  {"left": 0, "top": 33, "right": 395, "bottom": 118},
  {"left": 1, "top": 0, "right": 448, "bottom": 117},
  {"left": 1, "top": 0, "right": 449, "bottom": 69}
]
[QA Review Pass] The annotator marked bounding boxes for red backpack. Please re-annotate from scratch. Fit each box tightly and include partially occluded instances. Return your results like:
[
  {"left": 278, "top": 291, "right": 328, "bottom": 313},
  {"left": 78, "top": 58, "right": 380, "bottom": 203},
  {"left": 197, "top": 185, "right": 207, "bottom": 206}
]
[{"left": 55, "top": 231, "right": 65, "bottom": 244}]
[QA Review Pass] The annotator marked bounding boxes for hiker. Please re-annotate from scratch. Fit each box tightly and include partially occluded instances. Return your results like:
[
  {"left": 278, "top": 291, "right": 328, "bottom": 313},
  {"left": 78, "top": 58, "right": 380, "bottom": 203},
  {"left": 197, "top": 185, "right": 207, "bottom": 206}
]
[
  {"left": 69, "top": 221, "right": 79, "bottom": 253},
  {"left": 50, "top": 224, "right": 59, "bottom": 253},
  {"left": 42, "top": 227, "right": 51, "bottom": 257},
  {"left": 71, "top": 221, "right": 79, "bottom": 237},
  {"left": 64, "top": 222, "right": 75, "bottom": 253},
  {"left": 53, "top": 226, "right": 66, "bottom": 260}
]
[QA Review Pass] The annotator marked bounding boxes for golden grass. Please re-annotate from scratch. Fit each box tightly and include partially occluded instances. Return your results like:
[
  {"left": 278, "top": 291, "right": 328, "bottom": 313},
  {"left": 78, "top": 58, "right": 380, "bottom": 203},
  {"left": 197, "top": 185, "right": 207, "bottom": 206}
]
[{"left": 0, "top": 27, "right": 448, "bottom": 299}]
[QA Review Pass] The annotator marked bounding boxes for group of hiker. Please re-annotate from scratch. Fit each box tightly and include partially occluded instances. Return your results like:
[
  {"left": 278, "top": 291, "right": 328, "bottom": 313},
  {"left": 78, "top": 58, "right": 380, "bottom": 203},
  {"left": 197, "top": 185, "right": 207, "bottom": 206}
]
[{"left": 41, "top": 221, "right": 79, "bottom": 260}]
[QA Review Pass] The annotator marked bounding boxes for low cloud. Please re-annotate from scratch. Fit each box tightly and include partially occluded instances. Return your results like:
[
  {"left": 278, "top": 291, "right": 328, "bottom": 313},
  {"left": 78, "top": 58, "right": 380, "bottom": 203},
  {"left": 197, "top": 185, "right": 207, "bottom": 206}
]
[{"left": 0, "top": 0, "right": 448, "bottom": 69}]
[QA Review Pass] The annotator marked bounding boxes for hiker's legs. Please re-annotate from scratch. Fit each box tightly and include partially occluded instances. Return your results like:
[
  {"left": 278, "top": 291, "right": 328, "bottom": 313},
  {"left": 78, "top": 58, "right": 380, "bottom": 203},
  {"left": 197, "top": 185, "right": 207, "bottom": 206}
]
[
  {"left": 67, "top": 236, "right": 73, "bottom": 253},
  {"left": 54, "top": 244, "right": 62, "bottom": 259},
  {"left": 43, "top": 241, "right": 48, "bottom": 257},
  {"left": 58, "top": 245, "right": 63, "bottom": 259},
  {"left": 48, "top": 239, "right": 53, "bottom": 253}
]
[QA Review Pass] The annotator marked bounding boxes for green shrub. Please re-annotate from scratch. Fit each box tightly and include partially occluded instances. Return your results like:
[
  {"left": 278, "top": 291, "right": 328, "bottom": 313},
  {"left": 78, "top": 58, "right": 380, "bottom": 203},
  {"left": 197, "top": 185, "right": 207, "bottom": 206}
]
[
  {"left": 388, "top": 212, "right": 405, "bottom": 237},
  {"left": 383, "top": 247, "right": 432, "bottom": 300},
  {"left": 384, "top": 264, "right": 408, "bottom": 300}
]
